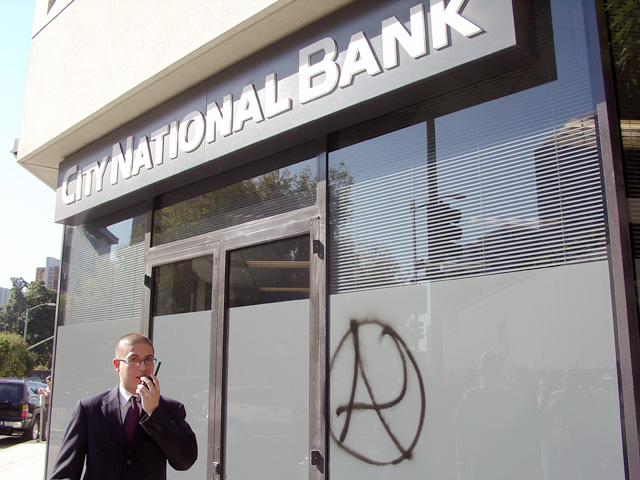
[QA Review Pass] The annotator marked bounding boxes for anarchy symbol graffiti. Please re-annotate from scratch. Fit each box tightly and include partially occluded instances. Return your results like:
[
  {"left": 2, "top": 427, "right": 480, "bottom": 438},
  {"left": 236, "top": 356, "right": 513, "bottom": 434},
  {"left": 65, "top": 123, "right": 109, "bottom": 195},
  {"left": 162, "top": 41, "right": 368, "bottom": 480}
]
[{"left": 330, "top": 319, "right": 426, "bottom": 466}]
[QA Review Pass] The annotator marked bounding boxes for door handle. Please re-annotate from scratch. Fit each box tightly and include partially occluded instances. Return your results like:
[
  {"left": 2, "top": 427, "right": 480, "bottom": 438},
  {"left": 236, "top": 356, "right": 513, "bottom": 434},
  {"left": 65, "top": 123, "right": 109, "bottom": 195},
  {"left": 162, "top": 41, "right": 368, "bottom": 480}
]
[{"left": 310, "top": 450, "right": 324, "bottom": 473}]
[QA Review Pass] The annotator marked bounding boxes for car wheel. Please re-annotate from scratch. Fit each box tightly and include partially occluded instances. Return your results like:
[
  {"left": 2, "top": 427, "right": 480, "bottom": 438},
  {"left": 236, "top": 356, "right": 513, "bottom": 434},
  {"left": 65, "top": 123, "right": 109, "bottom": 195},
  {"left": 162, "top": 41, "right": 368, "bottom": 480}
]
[{"left": 24, "top": 415, "right": 40, "bottom": 441}]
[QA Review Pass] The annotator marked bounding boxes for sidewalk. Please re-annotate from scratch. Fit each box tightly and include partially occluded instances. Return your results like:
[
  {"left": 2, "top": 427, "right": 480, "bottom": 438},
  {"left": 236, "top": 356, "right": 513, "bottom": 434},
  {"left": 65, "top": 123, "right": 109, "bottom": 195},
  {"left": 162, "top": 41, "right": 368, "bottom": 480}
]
[{"left": 0, "top": 437, "right": 46, "bottom": 480}]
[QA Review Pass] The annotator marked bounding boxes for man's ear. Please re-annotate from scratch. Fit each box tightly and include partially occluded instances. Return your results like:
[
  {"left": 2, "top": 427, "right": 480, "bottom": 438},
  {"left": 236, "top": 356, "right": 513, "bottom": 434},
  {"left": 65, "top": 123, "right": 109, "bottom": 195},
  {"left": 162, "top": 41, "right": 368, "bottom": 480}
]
[{"left": 113, "top": 358, "right": 121, "bottom": 372}]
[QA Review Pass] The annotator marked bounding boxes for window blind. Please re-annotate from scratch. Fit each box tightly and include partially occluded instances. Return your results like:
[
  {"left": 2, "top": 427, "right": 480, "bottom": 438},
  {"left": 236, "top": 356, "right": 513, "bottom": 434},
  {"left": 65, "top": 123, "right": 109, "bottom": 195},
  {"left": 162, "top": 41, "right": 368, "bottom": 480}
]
[
  {"left": 329, "top": 116, "right": 606, "bottom": 293},
  {"left": 59, "top": 212, "right": 146, "bottom": 325}
]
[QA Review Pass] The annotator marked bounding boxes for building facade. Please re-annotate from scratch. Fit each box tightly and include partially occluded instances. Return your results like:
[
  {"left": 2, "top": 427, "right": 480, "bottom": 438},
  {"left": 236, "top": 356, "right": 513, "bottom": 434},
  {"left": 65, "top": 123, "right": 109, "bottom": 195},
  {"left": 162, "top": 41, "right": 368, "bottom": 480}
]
[
  {"left": 0, "top": 287, "right": 9, "bottom": 310},
  {"left": 18, "top": 0, "right": 640, "bottom": 479},
  {"left": 35, "top": 257, "right": 60, "bottom": 291}
]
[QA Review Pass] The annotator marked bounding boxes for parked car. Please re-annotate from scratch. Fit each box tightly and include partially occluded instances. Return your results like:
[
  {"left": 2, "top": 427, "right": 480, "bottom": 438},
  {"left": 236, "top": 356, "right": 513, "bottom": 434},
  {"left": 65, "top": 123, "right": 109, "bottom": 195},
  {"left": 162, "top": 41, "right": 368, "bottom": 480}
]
[{"left": 0, "top": 378, "right": 47, "bottom": 440}]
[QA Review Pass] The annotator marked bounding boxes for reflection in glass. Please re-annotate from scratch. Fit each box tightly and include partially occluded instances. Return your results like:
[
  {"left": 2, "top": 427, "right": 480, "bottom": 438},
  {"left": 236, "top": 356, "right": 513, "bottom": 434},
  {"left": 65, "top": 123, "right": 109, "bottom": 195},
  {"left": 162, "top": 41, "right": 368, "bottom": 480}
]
[
  {"left": 225, "top": 237, "right": 310, "bottom": 480},
  {"left": 59, "top": 211, "right": 146, "bottom": 325},
  {"left": 329, "top": 115, "right": 606, "bottom": 293},
  {"left": 608, "top": 0, "right": 640, "bottom": 311},
  {"left": 227, "top": 236, "right": 310, "bottom": 308},
  {"left": 152, "top": 254, "right": 214, "bottom": 480},
  {"left": 328, "top": 0, "right": 607, "bottom": 293},
  {"left": 153, "top": 310, "right": 212, "bottom": 480},
  {"left": 153, "top": 157, "right": 317, "bottom": 245},
  {"left": 153, "top": 257, "right": 213, "bottom": 316},
  {"left": 329, "top": 264, "right": 625, "bottom": 480},
  {"left": 328, "top": 1, "right": 626, "bottom": 479}
]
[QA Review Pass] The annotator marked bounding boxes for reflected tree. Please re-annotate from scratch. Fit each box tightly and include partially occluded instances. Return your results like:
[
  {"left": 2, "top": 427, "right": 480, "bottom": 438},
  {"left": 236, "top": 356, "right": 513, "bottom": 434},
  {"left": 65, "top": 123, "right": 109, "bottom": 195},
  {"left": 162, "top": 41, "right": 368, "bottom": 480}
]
[{"left": 607, "top": 0, "right": 640, "bottom": 87}]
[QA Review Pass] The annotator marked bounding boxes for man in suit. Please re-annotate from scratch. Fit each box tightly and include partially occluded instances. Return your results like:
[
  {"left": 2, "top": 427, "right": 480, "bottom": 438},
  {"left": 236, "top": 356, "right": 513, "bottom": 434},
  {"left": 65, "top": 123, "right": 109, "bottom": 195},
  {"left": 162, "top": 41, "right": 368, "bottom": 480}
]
[{"left": 49, "top": 333, "right": 198, "bottom": 479}]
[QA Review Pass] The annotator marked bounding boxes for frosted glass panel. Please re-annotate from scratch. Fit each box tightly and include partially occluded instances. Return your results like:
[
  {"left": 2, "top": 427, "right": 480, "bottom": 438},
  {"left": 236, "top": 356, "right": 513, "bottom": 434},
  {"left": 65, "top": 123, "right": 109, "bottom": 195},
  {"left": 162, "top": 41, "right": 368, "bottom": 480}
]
[
  {"left": 329, "top": 262, "right": 625, "bottom": 480},
  {"left": 46, "top": 319, "right": 140, "bottom": 476},
  {"left": 153, "top": 311, "right": 212, "bottom": 480},
  {"left": 226, "top": 299, "right": 310, "bottom": 480}
]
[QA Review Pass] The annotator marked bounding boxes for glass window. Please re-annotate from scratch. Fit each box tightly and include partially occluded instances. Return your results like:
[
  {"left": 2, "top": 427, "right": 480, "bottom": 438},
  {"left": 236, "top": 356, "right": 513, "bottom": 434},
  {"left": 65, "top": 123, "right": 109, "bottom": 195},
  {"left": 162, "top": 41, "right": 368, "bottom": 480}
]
[
  {"left": 608, "top": 0, "right": 640, "bottom": 300},
  {"left": 329, "top": 115, "right": 605, "bottom": 291},
  {"left": 153, "top": 145, "right": 318, "bottom": 246},
  {"left": 152, "top": 257, "right": 213, "bottom": 316},
  {"left": 328, "top": 1, "right": 625, "bottom": 480},
  {"left": 151, "top": 255, "right": 214, "bottom": 479},
  {"left": 58, "top": 207, "right": 146, "bottom": 325},
  {"left": 225, "top": 235, "right": 310, "bottom": 479},
  {"left": 227, "top": 235, "right": 310, "bottom": 308},
  {"left": 329, "top": 0, "right": 607, "bottom": 293}
]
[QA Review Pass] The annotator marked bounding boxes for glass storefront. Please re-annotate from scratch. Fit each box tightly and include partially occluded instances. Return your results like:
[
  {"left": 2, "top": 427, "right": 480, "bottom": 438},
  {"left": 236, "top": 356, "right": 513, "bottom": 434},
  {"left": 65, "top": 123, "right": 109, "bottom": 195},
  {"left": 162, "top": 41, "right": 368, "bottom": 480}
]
[
  {"left": 327, "top": 0, "right": 626, "bottom": 479},
  {"left": 48, "top": 1, "right": 639, "bottom": 479},
  {"left": 49, "top": 206, "right": 148, "bottom": 472},
  {"left": 153, "top": 147, "right": 318, "bottom": 246},
  {"left": 609, "top": 0, "right": 640, "bottom": 300}
]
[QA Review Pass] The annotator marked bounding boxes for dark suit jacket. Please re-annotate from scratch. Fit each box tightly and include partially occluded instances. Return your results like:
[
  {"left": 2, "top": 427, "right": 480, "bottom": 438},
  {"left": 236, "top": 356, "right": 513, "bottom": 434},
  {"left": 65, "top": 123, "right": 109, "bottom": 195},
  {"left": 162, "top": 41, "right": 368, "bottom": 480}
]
[{"left": 49, "top": 386, "right": 197, "bottom": 480}]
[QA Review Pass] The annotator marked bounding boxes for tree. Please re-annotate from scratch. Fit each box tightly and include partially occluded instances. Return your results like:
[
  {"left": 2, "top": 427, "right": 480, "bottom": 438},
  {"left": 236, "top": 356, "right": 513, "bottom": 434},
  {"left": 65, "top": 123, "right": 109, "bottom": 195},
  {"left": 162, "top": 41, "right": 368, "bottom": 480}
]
[
  {"left": 0, "top": 278, "right": 29, "bottom": 333},
  {"left": 0, "top": 332, "right": 35, "bottom": 377},
  {"left": 607, "top": 0, "right": 640, "bottom": 86},
  {"left": 607, "top": 0, "right": 640, "bottom": 117},
  {"left": 0, "top": 277, "right": 56, "bottom": 369}
]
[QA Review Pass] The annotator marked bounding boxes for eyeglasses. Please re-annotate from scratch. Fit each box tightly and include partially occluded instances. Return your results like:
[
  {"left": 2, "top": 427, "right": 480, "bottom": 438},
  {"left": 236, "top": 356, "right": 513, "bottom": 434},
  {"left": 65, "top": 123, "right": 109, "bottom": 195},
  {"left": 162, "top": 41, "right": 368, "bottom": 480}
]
[{"left": 117, "top": 357, "right": 157, "bottom": 367}]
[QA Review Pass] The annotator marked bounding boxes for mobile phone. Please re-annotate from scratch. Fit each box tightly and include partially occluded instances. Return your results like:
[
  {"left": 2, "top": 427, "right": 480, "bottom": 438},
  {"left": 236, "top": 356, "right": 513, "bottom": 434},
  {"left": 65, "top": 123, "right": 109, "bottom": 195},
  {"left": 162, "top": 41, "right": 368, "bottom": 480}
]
[{"left": 142, "top": 362, "right": 162, "bottom": 389}]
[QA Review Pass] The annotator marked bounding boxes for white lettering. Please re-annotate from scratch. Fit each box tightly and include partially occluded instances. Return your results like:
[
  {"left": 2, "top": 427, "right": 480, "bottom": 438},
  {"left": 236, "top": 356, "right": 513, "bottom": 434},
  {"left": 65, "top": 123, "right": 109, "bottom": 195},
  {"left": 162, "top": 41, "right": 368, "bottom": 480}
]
[
  {"left": 169, "top": 121, "right": 179, "bottom": 160},
  {"left": 234, "top": 84, "right": 264, "bottom": 132},
  {"left": 430, "top": 0, "right": 482, "bottom": 50},
  {"left": 62, "top": 0, "right": 492, "bottom": 207},
  {"left": 95, "top": 156, "right": 109, "bottom": 192},
  {"left": 82, "top": 169, "right": 93, "bottom": 197},
  {"left": 339, "top": 31, "right": 382, "bottom": 88},
  {"left": 82, "top": 157, "right": 108, "bottom": 196},
  {"left": 179, "top": 111, "right": 206, "bottom": 153},
  {"left": 299, "top": 37, "right": 340, "bottom": 104},
  {"left": 382, "top": 4, "right": 427, "bottom": 69},
  {"left": 150, "top": 125, "right": 169, "bottom": 166},
  {"left": 61, "top": 165, "right": 78, "bottom": 205},
  {"left": 110, "top": 137, "right": 134, "bottom": 185},
  {"left": 265, "top": 73, "right": 292, "bottom": 118},
  {"left": 75, "top": 167, "right": 83, "bottom": 201},
  {"left": 206, "top": 95, "right": 234, "bottom": 143},
  {"left": 132, "top": 136, "right": 153, "bottom": 175}
]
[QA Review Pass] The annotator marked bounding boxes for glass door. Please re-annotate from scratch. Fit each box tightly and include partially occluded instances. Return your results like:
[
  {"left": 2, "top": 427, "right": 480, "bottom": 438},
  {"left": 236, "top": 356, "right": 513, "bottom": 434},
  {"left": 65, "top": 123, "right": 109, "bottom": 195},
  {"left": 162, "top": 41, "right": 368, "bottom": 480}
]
[
  {"left": 151, "top": 255, "right": 216, "bottom": 480},
  {"left": 148, "top": 216, "right": 325, "bottom": 480},
  {"left": 223, "top": 234, "right": 311, "bottom": 480}
]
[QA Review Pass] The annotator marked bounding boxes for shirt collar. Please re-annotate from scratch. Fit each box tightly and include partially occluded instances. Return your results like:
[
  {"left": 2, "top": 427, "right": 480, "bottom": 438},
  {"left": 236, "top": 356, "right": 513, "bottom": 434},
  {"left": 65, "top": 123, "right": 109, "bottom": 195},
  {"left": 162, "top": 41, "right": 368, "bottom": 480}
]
[{"left": 118, "top": 384, "right": 138, "bottom": 407}]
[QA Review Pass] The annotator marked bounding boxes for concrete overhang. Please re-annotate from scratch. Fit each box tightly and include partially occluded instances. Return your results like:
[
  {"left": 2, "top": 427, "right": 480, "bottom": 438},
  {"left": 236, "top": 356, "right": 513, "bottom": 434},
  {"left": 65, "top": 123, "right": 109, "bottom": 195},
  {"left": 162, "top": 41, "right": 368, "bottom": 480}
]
[{"left": 17, "top": 0, "right": 358, "bottom": 191}]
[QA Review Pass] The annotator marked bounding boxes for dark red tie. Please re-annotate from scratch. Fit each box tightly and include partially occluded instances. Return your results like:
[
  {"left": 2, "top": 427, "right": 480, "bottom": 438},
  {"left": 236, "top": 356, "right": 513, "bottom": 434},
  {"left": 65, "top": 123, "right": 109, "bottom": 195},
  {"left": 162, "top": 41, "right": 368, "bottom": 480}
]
[{"left": 124, "top": 396, "right": 139, "bottom": 443}]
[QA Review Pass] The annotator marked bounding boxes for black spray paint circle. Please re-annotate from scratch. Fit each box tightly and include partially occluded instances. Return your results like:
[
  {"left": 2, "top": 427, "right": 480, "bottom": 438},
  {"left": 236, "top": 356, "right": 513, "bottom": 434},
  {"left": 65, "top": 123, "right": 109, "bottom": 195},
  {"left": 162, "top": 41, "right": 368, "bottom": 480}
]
[{"left": 329, "top": 318, "right": 426, "bottom": 466}]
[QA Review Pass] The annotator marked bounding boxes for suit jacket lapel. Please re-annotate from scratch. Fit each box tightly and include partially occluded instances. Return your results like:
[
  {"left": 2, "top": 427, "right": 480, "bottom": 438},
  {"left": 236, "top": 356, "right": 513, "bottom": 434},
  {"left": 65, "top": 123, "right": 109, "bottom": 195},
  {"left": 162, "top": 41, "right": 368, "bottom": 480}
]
[{"left": 102, "top": 386, "right": 128, "bottom": 449}]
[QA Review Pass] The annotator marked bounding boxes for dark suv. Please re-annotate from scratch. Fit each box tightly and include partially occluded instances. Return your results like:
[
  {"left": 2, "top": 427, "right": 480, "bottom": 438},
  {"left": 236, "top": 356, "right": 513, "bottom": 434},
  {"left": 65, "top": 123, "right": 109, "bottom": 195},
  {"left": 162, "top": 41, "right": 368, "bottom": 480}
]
[{"left": 0, "top": 378, "right": 46, "bottom": 440}]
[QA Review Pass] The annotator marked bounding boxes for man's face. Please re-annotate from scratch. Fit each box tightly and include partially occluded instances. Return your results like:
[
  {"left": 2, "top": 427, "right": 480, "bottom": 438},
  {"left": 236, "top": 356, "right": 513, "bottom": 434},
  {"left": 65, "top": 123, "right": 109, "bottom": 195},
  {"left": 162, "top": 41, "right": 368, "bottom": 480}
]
[{"left": 113, "top": 341, "right": 154, "bottom": 395}]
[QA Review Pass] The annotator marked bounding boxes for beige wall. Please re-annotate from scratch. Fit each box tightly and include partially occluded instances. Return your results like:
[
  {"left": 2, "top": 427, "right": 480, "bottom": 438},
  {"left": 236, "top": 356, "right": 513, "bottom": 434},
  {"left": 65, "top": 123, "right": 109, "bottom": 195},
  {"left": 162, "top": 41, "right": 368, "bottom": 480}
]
[{"left": 19, "top": 0, "right": 356, "bottom": 189}]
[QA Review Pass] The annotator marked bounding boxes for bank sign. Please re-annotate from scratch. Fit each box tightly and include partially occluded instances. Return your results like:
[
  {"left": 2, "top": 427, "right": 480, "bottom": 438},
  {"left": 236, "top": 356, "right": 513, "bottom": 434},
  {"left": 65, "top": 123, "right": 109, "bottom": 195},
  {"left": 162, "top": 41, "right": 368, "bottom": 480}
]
[{"left": 56, "top": 0, "right": 530, "bottom": 223}]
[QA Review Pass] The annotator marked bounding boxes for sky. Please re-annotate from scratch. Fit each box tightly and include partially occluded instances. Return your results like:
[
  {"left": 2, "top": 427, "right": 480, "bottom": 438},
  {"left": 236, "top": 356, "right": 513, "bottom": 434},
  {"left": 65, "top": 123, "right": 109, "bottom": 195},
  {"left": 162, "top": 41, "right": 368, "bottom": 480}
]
[{"left": 0, "top": 0, "right": 63, "bottom": 289}]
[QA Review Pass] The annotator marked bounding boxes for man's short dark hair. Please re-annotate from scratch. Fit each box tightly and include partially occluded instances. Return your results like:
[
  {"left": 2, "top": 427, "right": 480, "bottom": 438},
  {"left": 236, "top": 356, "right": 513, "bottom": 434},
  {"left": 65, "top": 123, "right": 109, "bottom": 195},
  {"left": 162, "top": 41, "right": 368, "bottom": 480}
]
[{"left": 115, "top": 333, "right": 154, "bottom": 358}]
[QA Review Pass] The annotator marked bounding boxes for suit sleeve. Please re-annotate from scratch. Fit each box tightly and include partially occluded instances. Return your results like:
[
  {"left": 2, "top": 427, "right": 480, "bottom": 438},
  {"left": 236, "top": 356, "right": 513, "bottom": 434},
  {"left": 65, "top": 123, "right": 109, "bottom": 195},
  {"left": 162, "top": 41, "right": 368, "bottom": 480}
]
[
  {"left": 140, "top": 400, "right": 198, "bottom": 471},
  {"left": 49, "top": 400, "right": 88, "bottom": 480}
]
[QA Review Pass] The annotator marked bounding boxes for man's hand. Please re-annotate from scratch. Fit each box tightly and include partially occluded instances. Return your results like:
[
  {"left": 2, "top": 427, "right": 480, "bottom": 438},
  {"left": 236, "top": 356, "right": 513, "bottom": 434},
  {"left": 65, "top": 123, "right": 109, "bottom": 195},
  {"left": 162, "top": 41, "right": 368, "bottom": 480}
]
[{"left": 136, "top": 373, "right": 160, "bottom": 415}]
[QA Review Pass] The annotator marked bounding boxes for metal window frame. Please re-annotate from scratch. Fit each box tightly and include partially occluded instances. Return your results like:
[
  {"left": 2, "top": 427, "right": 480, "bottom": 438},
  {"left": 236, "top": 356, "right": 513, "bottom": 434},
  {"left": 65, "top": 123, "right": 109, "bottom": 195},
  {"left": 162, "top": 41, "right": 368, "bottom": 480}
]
[
  {"left": 586, "top": 1, "right": 640, "bottom": 478},
  {"left": 144, "top": 144, "right": 328, "bottom": 480}
]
